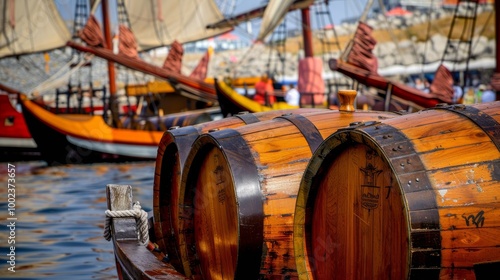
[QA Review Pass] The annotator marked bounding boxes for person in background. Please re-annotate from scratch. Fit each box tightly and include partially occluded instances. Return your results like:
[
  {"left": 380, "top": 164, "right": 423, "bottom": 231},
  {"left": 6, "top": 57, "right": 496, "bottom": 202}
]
[
  {"left": 414, "top": 78, "right": 425, "bottom": 91},
  {"left": 254, "top": 73, "right": 275, "bottom": 105},
  {"left": 284, "top": 84, "right": 300, "bottom": 106},
  {"left": 452, "top": 82, "right": 463, "bottom": 104},
  {"left": 475, "top": 84, "right": 484, "bottom": 103},
  {"left": 481, "top": 84, "right": 496, "bottom": 103},
  {"left": 462, "top": 87, "right": 475, "bottom": 105}
]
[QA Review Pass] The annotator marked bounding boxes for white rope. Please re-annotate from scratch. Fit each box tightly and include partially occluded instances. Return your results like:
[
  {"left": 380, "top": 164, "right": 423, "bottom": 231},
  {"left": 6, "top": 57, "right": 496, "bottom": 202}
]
[{"left": 104, "top": 201, "right": 150, "bottom": 246}]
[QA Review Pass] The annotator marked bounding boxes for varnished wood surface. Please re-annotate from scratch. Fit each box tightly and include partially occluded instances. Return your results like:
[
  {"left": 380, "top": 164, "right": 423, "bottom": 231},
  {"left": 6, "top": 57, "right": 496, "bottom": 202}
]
[
  {"left": 194, "top": 147, "right": 239, "bottom": 279},
  {"left": 177, "top": 109, "right": 396, "bottom": 279},
  {"left": 294, "top": 101, "right": 500, "bottom": 279},
  {"left": 114, "top": 240, "right": 188, "bottom": 280},
  {"left": 310, "top": 144, "right": 408, "bottom": 279},
  {"left": 152, "top": 108, "right": 324, "bottom": 273}
]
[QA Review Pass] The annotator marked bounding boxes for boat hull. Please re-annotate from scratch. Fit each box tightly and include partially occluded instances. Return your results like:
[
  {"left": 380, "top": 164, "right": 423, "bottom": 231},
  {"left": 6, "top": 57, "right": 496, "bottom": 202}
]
[
  {"left": 0, "top": 94, "right": 40, "bottom": 161},
  {"left": 20, "top": 97, "right": 161, "bottom": 165}
]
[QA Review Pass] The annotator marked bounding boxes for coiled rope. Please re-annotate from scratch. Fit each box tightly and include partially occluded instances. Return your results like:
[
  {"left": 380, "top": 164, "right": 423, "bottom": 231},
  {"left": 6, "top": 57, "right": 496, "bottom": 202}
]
[{"left": 104, "top": 201, "right": 149, "bottom": 246}]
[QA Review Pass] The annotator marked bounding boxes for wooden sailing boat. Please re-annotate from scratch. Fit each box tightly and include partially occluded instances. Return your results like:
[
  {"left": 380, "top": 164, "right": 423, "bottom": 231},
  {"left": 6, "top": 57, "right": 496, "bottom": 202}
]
[
  {"left": 14, "top": 0, "right": 232, "bottom": 165},
  {"left": 0, "top": 84, "right": 39, "bottom": 161},
  {"left": 0, "top": 0, "right": 70, "bottom": 161}
]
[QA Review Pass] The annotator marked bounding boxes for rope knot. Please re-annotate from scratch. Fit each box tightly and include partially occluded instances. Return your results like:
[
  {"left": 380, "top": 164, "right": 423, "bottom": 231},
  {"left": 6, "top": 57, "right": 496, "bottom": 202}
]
[{"left": 103, "top": 201, "right": 149, "bottom": 246}]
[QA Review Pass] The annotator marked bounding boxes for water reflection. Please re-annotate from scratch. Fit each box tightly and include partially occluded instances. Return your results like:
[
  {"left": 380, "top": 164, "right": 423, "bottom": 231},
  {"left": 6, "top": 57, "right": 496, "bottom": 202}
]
[{"left": 0, "top": 161, "right": 155, "bottom": 279}]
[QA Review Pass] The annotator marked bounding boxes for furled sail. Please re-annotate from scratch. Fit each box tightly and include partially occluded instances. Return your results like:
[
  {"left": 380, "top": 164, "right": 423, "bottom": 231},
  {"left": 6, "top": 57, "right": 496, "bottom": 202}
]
[
  {"left": 189, "top": 48, "right": 212, "bottom": 80},
  {"left": 123, "top": 0, "right": 232, "bottom": 51},
  {"left": 118, "top": 25, "right": 138, "bottom": 59},
  {"left": 79, "top": 15, "right": 107, "bottom": 48},
  {"left": 429, "top": 64, "right": 453, "bottom": 103},
  {"left": 345, "top": 21, "right": 378, "bottom": 74},
  {"left": 0, "top": 0, "right": 71, "bottom": 58},
  {"left": 162, "top": 41, "right": 184, "bottom": 74}
]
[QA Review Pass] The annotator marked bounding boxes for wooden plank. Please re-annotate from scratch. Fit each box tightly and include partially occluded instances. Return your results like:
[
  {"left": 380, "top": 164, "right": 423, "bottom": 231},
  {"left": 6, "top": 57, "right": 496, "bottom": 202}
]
[{"left": 106, "top": 184, "right": 187, "bottom": 279}]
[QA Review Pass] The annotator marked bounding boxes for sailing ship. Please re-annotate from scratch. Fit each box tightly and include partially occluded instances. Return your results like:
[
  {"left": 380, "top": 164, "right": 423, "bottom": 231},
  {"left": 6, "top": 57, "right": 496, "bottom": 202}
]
[{"left": 4, "top": 0, "right": 234, "bottom": 165}]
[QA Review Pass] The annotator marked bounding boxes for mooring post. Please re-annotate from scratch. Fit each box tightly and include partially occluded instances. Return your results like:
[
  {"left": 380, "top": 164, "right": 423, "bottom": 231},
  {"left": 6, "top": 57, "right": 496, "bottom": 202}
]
[{"left": 105, "top": 184, "right": 138, "bottom": 241}]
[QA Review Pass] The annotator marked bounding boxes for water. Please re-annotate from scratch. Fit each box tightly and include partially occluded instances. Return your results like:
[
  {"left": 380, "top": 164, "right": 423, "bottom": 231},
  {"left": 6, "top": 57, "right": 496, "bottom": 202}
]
[{"left": 0, "top": 161, "right": 156, "bottom": 279}]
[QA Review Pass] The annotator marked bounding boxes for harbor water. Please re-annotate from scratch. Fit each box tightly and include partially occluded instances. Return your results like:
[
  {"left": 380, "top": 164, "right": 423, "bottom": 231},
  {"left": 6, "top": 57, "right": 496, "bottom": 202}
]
[{"left": 0, "top": 161, "right": 155, "bottom": 279}]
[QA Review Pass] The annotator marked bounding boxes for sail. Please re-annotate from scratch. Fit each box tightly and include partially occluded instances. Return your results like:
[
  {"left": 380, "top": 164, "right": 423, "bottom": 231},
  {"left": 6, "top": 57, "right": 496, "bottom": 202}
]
[
  {"left": 257, "top": 0, "right": 295, "bottom": 41},
  {"left": 0, "top": 0, "right": 71, "bottom": 58},
  {"left": 190, "top": 48, "right": 212, "bottom": 80},
  {"left": 162, "top": 41, "right": 184, "bottom": 74},
  {"left": 346, "top": 22, "right": 378, "bottom": 74},
  {"left": 429, "top": 64, "right": 453, "bottom": 103},
  {"left": 118, "top": 25, "right": 138, "bottom": 59},
  {"left": 123, "top": 0, "right": 232, "bottom": 51},
  {"left": 80, "top": 15, "right": 107, "bottom": 48}
]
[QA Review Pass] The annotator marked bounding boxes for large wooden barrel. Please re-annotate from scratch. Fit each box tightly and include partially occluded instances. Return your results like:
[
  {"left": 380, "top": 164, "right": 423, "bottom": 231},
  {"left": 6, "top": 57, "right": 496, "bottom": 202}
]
[
  {"left": 176, "top": 96, "right": 397, "bottom": 279},
  {"left": 153, "top": 108, "right": 324, "bottom": 272},
  {"left": 294, "top": 102, "right": 500, "bottom": 279},
  {"left": 121, "top": 110, "right": 212, "bottom": 131}
]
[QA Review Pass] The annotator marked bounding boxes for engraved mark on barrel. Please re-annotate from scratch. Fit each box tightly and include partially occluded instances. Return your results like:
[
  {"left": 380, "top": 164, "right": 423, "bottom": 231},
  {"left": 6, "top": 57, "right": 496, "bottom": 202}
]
[
  {"left": 213, "top": 154, "right": 226, "bottom": 203},
  {"left": 462, "top": 210, "right": 485, "bottom": 228},
  {"left": 360, "top": 150, "right": 383, "bottom": 210}
]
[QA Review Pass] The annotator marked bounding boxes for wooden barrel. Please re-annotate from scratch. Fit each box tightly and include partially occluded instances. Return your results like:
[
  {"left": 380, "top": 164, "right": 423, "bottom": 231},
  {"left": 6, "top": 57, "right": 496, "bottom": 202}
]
[
  {"left": 177, "top": 100, "right": 397, "bottom": 279},
  {"left": 294, "top": 102, "right": 500, "bottom": 279},
  {"left": 121, "top": 111, "right": 212, "bottom": 131},
  {"left": 152, "top": 108, "right": 324, "bottom": 272}
]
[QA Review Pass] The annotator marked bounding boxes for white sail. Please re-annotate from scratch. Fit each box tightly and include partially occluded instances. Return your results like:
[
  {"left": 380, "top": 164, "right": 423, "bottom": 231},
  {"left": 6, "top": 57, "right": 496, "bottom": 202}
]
[
  {"left": 257, "top": 0, "right": 295, "bottom": 41},
  {"left": 124, "top": 0, "right": 232, "bottom": 51},
  {"left": 257, "top": 0, "right": 314, "bottom": 41},
  {"left": 0, "top": 0, "right": 71, "bottom": 58}
]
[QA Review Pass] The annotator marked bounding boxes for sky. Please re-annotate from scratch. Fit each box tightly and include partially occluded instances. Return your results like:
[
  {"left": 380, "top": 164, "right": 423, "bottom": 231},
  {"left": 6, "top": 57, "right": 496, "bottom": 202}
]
[
  {"left": 55, "top": 0, "right": 370, "bottom": 43},
  {"left": 230, "top": 0, "right": 370, "bottom": 41}
]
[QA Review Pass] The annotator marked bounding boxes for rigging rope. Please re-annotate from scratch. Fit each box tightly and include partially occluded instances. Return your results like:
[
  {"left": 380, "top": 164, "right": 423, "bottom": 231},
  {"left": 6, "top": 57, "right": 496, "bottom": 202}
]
[{"left": 28, "top": 54, "right": 95, "bottom": 96}]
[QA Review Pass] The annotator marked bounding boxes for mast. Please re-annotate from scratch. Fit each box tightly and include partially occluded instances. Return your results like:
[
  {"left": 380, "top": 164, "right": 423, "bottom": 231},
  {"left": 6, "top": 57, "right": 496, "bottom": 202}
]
[
  {"left": 301, "top": 7, "right": 314, "bottom": 57},
  {"left": 101, "top": 0, "right": 119, "bottom": 126},
  {"left": 102, "top": 0, "right": 116, "bottom": 96}
]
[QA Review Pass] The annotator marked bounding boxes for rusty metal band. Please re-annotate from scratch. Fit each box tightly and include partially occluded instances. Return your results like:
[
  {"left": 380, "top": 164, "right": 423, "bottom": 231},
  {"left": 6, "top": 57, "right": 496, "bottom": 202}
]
[
  {"left": 355, "top": 123, "right": 441, "bottom": 278},
  {"left": 202, "top": 128, "right": 263, "bottom": 279},
  {"left": 235, "top": 112, "right": 261, "bottom": 124},
  {"left": 276, "top": 114, "right": 324, "bottom": 153},
  {"left": 430, "top": 104, "right": 500, "bottom": 151}
]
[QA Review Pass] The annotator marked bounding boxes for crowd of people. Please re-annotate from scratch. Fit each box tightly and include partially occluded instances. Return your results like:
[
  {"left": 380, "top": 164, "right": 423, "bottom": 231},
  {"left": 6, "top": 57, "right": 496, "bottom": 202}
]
[
  {"left": 412, "top": 77, "right": 496, "bottom": 104},
  {"left": 453, "top": 83, "right": 496, "bottom": 104},
  {"left": 251, "top": 74, "right": 497, "bottom": 108}
]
